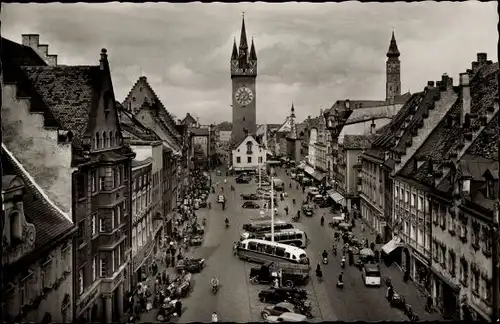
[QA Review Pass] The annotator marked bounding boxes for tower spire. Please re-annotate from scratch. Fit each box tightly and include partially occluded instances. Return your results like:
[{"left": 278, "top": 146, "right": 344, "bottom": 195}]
[
  {"left": 239, "top": 12, "right": 248, "bottom": 50},
  {"left": 231, "top": 37, "right": 238, "bottom": 60},
  {"left": 249, "top": 37, "right": 257, "bottom": 60},
  {"left": 387, "top": 31, "right": 400, "bottom": 58}
]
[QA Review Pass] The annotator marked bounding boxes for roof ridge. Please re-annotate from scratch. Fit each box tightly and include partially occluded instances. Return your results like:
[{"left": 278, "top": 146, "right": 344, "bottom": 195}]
[{"left": 2, "top": 143, "right": 72, "bottom": 222}]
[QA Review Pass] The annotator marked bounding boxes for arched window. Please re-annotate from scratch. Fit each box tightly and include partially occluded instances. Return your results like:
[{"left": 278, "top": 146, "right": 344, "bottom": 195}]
[
  {"left": 109, "top": 131, "right": 114, "bottom": 147},
  {"left": 246, "top": 141, "right": 253, "bottom": 154},
  {"left": 10, "top": 212, "right": 22, "bottom": 243},
  {"left": 103, "top": 131, "right": 108, "bottom": 148},
  {"left": 95, "top": 132, "right": 100, "bottom": 150},
  {"left": 115, "top": 131, "right": 120, "bottom": 146}
]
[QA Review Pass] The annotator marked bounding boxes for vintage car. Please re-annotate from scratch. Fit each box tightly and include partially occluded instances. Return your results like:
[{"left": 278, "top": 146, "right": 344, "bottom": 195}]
[
  {"left": 249, "top": 262, "right": 309, "bottom": 288},
  {"left": 261, "top": 302, "right": 296, "bottom": 320},
  {"left": 241, "top": 193, "right": 260, "bottom": 200},
  {"left": 242, "top": 201, "right": 260, "bottom": 209},
  {"left": 175, "top": 258, "right": 205, "bottom": 273},
  {"left": 189, "top": 235, "right": 203, "bottom": 246},
  {"left": 258, "top": 287, "right": 308, "bottom": 304},
  {"left": 302, "top": 204, "right": 314, "bottom": 217}
]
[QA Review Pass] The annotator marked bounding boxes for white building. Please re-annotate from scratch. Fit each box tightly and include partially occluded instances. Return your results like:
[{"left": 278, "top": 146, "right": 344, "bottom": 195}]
[{"left": 232, "top": 135, "right": 268, "bottom": 172}]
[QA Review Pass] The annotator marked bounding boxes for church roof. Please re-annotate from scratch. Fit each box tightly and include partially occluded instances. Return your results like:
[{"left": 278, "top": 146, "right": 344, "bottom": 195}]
[
  {"left": 231, "top": 38, "right": 238, "bottom": 60},
  {"left": 249, "top": 38, "right": 257, "bottom": 60},
  {"left": 239, "top": 16, "right": 248, "bottom": 50}
]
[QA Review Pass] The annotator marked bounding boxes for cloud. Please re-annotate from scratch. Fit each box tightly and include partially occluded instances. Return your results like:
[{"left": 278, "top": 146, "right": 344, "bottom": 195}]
[{"left": 2, "top": 2, "right": 497, "bottom": 124}]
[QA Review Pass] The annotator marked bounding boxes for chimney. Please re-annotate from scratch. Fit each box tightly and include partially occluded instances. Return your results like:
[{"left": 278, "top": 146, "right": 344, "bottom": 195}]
[
  {"left": 426, "top": 81, "right": 434, "bottom": 90},
  {"left": 22, "top": 34, "right": 40, "bottom": 48},
  {"left": 477, "top": 53, "right": 487, "bottom": 64},
  {"left": 441, "top": 73, "right": 453, "bottom": 89},
  {"left": 100, "top": 48, "right": 108, "bottom": 71},
  {"left": 459, "top": 73, "right": 471, "bottom": 126},
  {"left": 370, "top": 118, "right": 376, "bottom": 134}
]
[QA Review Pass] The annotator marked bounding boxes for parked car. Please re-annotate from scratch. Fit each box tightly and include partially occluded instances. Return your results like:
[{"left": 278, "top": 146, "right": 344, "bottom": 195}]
[
  {"left": 236, "top": 177, "right": 251, "bottom": 184},
  {"left": 242, "top": 201, "right": 260, "bottom": 209},
  {"left": 317, "top": 198, "right": 331, "bottom": 208},
  {"left": 261, "top": 302, "right": 296, "bottom": 320},
  {"left": 302, "top": 204, "right": 314, "bottom": 217},
  {"left": 265, "top": 312, "right": 307, "bottom": 323},
  {"left": 258, "top": 287, "right": 307, "bottom": 304},
  {"left": 241, "top": 193, "right": 259, "bottom": 200}
]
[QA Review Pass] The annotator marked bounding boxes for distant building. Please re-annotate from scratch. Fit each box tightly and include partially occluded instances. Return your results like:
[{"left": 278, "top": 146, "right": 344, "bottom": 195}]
[
  {"left": 231, "top": 135, "right": 268, "bottom": 173},
  {"left": 219, "top": 130, "right": 232, "bottom": 144}
]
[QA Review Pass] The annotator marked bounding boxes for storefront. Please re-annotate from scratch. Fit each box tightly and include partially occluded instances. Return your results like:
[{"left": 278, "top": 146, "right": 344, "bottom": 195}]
[
  {"left": 327, "top": 189, "right": 345, "bottom": 209},
  {"left": 411, "top": 249, "right": 432, "bottom": 294},
  {"left": 381, "top": 236, "right": 406, "bottom": 268},
  {"left": 431, "top": 264, "right": 460, "bottom": 320}
]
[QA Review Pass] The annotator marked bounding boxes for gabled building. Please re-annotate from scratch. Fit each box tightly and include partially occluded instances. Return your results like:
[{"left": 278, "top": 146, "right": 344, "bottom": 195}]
[
  {"left": 231, "top": 135, "right": 268, "bottom": 173},
  {"left": 122, "top": 76, "right": 188, "bottom": 228},
  {"left": 2, "top": 34, "right": 136, "bottom": 323},
  {"left": 393, "top": 55, "right": 498, "bottom": 321}
]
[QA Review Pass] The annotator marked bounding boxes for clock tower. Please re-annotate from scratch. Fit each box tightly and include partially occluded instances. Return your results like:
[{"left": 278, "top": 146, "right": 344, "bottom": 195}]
[
  {"left": 231, "top": 14, "right": 257, "bottom": 146},
  {"left": 386, "top": 31, "right": 401, "bottom": 101}
]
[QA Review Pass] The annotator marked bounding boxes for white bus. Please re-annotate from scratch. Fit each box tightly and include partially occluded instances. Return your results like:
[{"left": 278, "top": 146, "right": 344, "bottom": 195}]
[
  {"left": 241, "top": 229, "right": 308, "bottom": 248},
  {"left": 236, "top": 239, "right": 309, "bottom": 265}
]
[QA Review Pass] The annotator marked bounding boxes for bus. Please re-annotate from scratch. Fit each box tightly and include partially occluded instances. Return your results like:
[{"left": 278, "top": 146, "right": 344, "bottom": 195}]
[
  {"left": 242, "top": 221, "right": 294, "bottom": 234},
  {"left": 241, "top": 229, "right": 308, "bottom": 248},
  {"left": 237, "top": 239, "right": 309, "bottom": 265}
]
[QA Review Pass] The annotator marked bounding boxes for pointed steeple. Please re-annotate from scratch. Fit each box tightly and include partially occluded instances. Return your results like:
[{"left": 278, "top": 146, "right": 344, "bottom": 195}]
[
  {"left": 231, "top": 37, "right": 239, "bottom": 60},
  {"left": 239, "top": 14, "right": 248, "bottom": 50},
  {"left": 387, "top": 31, "right": 400, "bottom": 58},
  {"left": 290, "top": 102, "right": 296, "bottom": 119},
  {"left": 249, "top": 37, "right": 257, "bottom": 60}
]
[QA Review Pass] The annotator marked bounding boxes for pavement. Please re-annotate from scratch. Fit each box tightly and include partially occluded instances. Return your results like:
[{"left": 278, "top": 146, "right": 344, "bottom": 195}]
[{"left": 133, "top": 166, "right": 443, "bottom": 323}]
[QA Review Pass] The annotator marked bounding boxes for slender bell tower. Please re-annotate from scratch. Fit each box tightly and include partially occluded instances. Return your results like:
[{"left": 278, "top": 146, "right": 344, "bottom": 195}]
[
  {"left": 231, "top": 14, "right": 257, "bottom": 147},
  {"left": 386, "top": 31, "right": 401, "bottom": 101}
]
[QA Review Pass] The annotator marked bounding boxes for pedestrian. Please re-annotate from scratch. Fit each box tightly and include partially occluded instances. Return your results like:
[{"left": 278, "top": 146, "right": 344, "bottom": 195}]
[
  {"left": 273, "top": 278, "right": 279, "bottom": 288},
  {"left": 284, "top": 206, "right": 289, "bottom": 216},
  {"left": 387, "top": 285, "right": 394, "bottom": 301},
  {"left": 174, "top": 300, "right": 182, "bottom": 317}
]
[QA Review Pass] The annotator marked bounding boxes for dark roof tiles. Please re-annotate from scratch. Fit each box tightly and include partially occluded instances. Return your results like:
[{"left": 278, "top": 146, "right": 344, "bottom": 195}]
[
  {"left": 342, "top": 135, "right": 373, "bottom": 150},
  {"left": 20, "top": 65, "right": 99, "bottom": 137}
]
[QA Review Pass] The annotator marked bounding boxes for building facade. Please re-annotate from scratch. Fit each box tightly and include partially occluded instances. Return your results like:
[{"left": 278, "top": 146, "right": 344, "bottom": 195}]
[
  {"left": 232, "top": 135, "right": 268, "bottom": 172},
  {"left": 231, "top": 16, "right": 257, "bottom": 146}
]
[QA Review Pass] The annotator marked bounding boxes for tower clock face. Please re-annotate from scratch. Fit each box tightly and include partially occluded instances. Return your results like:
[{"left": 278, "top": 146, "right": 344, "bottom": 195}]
[{"left": 235, "top": 86, "right": 254, "bottom": 106}]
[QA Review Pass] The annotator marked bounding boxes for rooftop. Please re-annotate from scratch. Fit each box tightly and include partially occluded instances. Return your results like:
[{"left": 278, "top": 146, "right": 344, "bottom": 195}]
[{"left": 342, "top": 135, "right": 373, "bottom": 150}]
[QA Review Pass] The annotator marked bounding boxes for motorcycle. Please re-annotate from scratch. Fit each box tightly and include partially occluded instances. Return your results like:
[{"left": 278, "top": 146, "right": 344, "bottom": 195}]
[
  {"left": 322, "top": 257, "right": 328, "bottom": 265},
  {"left": 332, "top": 245, "right": 337, "bottom": 256},
  {"left": 341, "top": 258, "right": 346, "bottom": 269},
  {"left": 320, "top": 217, "right": 325, "bottom": 226},
  {"left": 292, "top": 215, "right": 300, "bottom": 222},
  {"left": 336, "top": 280, "right": 344, "bottom": 289}
]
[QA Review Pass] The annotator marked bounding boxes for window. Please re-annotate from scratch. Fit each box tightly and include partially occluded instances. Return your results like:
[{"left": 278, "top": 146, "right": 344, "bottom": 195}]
[
  {"left": 99, "top": 176, "right": 105, "bottom": 191},
  {"left": 78, "top": 269, "right": 84, "bottom": 295},
  {"left": 487, "top": 180, "right": 496, "bottom": 199},
  {"left": 115, "top": 131, "right": 120, "bottom": 146},
  {"left": 258, "top": 157, "right": 263, "bottom": 164},
  {"left": 100, "top": 217, "right": 105, "bottom": 232},
  {"left": 116, "top": 205, "right": 121, "bottom": 225},
  {"left": 472, "top": 269, "right": 480, "bottom": 295},
  {"left": 92, "top": 256, "right": 97, "bottom": 282},
  {"left": 92, "top": 214, "right": 97, "bottom": 236},
  {"left": 111, "top": 210, "right": 115, "bottom": 230},
  {"left": 109, "top": 131, "right": 114, "bottom": 147},
  {"left": 112, "top": 169, "right": 117, "bottom": 188},
  {"left": 236, "top": 157, "right": 241, "bottom": 164},
  {"left": 117, "top": 167, "right": 122, "bottom": 186},
  {"left": 117, "top": 245, "right": 121, "bottom": 267},
  {"left": 247, "top": 156, "right": 252, "bottom": 163},
  {"left": 100, "top": 258, "right": 106, "bottom": 277},
  {"left": 460, "top": 258, "right": 468, "bottom": 286},
  {"left": 95, "top": 132, "right": 100, "bottom": 149},
  {"left": 411, "top": 193, "right": 416, "bottom": 207},
  {"left": 405, "top": 190, "right": 409, "bottom": 203},
  {"left": 112, "top": 250, "right": 116, "bottom": 273},
  {"left": 400, "top": 188, "right": 404, "bottom": 201},
  {"left": 91, "top": 170, "right": 97, "bottom": 193},
  {"left": 395, "top": 186, "right": 399, "bottom": 199},
  {"left": 103, "top": 131, "right": 108, "bottom": 148},
  {"left": 76, "top": 174, "right": 86, "bottom": 199},
  {"left": 418, "top": 196, "right": 423, "bottom": 211},
  {"left": 448, "top": 250, "right": 456, "bottom": 277}
]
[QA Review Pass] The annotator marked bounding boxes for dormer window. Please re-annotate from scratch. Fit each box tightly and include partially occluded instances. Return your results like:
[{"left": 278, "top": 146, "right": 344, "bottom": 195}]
[{"left": 487, "top": 179, "right": 496, "bottom": 199}]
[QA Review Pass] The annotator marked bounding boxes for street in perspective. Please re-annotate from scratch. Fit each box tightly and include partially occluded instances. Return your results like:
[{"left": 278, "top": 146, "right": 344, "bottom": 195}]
[{"left": 1, "top": 2, "right": 498, "bottom": 324}]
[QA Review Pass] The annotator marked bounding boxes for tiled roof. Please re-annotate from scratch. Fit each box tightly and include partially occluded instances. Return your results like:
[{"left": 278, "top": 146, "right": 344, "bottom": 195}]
[
  {"left": 2, "top": 146, "right": 74, "bottom": 251},
  {"left": 342, "top": 135, "right": 373, "bottom": 150},
  {"left": 1, "top": 37, "right": 46, "bottom": 68},
  {"left": 399, "top": 62, "right": 499, "bottom": 190},
  {"left": 20, "top": 65, "right": 100, "bottom": 137},
  {"left": 117, "top": 102, "right": 160, "bottom": 142},
  {"left": 182, "top": 113, "right": 196, "bottom": 125}
]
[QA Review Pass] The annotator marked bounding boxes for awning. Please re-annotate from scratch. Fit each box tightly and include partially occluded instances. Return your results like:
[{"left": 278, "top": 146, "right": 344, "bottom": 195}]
[
  {"left": 312, "top": 171, "right": 326, "bottom": 181},
  {"left": 297, "top": 163, "right": 306, "bottom": 170},
  {"left": 304, "top": 166, "right": 315, "bottom": 176},
  {"left": 382, "top": 236, "right": 405, "bottom": 255},
  {"left": 327, "top": 189, "right": 345, "bottom": 203}
]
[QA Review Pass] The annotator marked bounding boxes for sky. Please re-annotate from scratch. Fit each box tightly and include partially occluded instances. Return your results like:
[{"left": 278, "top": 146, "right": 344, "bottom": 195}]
[{"left": 2, "top": 2, "right": 497, "bottom": 124}]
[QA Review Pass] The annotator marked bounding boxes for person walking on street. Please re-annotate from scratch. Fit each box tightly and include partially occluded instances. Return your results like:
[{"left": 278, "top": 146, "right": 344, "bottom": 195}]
[{"left": 284, "top": 205, "right": 289, "bottom": 216}]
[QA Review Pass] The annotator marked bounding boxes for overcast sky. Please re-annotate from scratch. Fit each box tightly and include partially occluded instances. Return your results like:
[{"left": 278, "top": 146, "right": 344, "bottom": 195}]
[{"left": 2, "top": 2, "right": 497, "bottom": 124}]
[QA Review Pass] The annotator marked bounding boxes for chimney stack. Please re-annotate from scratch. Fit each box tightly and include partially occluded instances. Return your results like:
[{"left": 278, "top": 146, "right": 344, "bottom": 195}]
[
  {"left": 459, "top": 73, "right": 471, "bottom": 126},
  {"left": 100, "top": 48, "right": 108, "bottom": 71},
  {"left": 441, "top": 73, "right": 453, "bottom": 89},
  {"left": 477, "top": 53, "right": 487, "bottom": 64}
]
